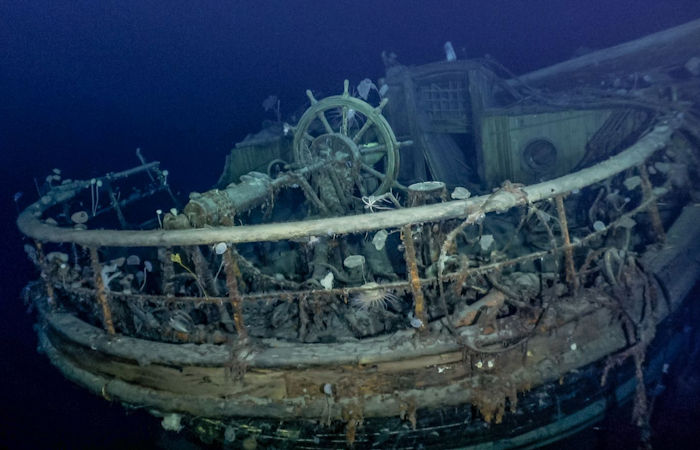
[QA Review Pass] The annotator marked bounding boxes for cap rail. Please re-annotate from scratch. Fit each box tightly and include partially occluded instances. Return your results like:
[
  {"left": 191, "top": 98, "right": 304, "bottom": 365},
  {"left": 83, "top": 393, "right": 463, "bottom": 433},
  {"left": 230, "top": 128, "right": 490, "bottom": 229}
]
[{"left": 17, "top": 123, "right": 673, "bottom": 247}]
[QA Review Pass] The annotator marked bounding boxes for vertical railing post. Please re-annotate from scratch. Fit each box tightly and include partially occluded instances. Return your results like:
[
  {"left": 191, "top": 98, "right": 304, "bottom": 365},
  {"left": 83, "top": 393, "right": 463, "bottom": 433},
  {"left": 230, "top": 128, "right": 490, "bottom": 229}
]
[
  {"left": 35, "top": 241, "right": 55, "bottom": 309},
  {"left": 158, "top": 247, "right": 175, "bottom": 297},
  {"left": 223, "top": 247, "right": 248, "bottom": 339},
  {"left": 89, "top": 247, "right": 116, "bottom": 335},
  {"left": 555, "top": 195, "right": 579, "bottom": 292},
  {"left": 638, "top": 163, "right": 666, "bottom": 242},
  {"left": 401, "top": 225, "right": 427, "bottom": 330},
  {"left": 194, "top": 245, "right": 237, "bottom": 333},
  {"left": 191, "top": 246, "right": 217, "bottom": 296}
]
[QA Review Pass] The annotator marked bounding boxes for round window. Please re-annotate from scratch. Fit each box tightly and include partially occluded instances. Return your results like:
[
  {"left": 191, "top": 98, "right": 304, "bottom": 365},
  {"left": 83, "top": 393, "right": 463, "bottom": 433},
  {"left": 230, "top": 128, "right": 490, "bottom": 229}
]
[{"left": 522, "top": 139, "right": 557, "bottom": 173}]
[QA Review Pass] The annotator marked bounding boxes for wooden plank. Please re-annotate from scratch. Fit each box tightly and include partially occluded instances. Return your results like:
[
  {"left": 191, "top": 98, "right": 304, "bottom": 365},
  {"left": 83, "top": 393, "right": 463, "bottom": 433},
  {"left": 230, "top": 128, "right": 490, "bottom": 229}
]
[
  {"left": 516, "top": 18, "right": 700, "bottom": 90},
  {"left": 39, "top": 296, "right": 634, "bottom": 419},
  {"left": 642, "top": 204, "right": 700, "bottom": 310},
  {"left": 48, "top": 327, "right": 287, "bottom": 398}
]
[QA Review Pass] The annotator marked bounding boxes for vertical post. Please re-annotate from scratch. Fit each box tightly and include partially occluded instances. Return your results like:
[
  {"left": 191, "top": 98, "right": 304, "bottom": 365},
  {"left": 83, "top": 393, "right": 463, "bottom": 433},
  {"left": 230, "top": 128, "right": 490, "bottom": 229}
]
[
  {"left": 555, "top": 195, "right": 579, "bottom": 292},
  {"left": 223, "top": 247, "right": 248, "bottom": 339},
  {"left": 401, "top": 225, "right": 427, "bottom": 330},
  {"left": 638, "top": 163, "right": 666, "bottom": 242},
  {"left": 407, "top": 182, "right": 447, "bottom": 265},
  {"left": 191, "top": 246, "right": 219, "bottom": 296},
  {"left": 104, "top": 181, "right": 128, "bottom": 229},
  {"left": 89, "top": 247, "right": 116, "bottom": 335},
  {"left": 35, "top": 241, "right": 55, "bottom": 309},
  {"left": 158, "top": 247, "right": 175, "bottom": 297},
  {"left": 186, "top": 246, "right": 213, "bottom": 298},
  {"left": 407, "top": 181, "right": 447, "bottom": 207}
]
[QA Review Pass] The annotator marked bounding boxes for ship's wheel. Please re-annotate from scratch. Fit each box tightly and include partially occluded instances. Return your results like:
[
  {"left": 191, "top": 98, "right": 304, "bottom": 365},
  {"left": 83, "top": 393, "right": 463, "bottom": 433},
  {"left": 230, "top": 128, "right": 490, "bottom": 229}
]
[{"left": 292, "top": 80, "right": 400, "bottom": 197}]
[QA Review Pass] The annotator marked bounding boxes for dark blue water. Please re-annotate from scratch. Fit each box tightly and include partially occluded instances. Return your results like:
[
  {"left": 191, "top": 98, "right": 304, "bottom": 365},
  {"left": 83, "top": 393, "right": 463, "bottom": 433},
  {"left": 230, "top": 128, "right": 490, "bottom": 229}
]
[{"left": 2, "top": 1, "right": 700, "bottom": 448}]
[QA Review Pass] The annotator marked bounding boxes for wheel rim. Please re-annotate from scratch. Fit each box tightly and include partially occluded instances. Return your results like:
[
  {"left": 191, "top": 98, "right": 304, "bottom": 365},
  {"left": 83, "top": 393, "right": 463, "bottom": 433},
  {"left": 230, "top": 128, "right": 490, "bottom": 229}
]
[{"left": 293, "top": 81, "right": 399, "bottom": 197}]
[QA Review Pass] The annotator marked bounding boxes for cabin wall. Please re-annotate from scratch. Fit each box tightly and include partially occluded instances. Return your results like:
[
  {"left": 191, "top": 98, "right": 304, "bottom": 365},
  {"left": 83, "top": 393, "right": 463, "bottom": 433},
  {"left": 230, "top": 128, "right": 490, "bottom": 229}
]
[
  {"left": 216, "top": 134, "right": 292, "bottom": 188},
  {"left": 480, "top": 109, "right": 611, "bottom": 187}
]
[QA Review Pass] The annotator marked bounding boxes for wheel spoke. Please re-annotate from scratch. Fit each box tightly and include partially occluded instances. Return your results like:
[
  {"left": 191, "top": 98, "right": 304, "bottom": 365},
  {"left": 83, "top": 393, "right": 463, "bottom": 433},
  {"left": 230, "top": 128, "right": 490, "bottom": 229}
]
[
  {"left": 360, "top": 162, "right": 407, "bottom": 191},
  {"left": 293, "top": 81, "right": 399, "bottom": 198},
  {"left": 316, "top": 111, "right": 334, "bottom": 134},
  {"left": 300, "top": 141, "right": 313, "bottom": 162},
  {"left": 354, "top": 177, "right": 368, "bottom": 198},
  {"left": 360, "top": 162, "right": 385, "bottom": 180},
  {"left": 341, "top": 105, "right": 349, "bottom": 136},
  {"left": 359, "top": 143, "right": 387, "bottom": 155},
  {"left": 352, "top": 120, "right": 373, "bottom": 143}
]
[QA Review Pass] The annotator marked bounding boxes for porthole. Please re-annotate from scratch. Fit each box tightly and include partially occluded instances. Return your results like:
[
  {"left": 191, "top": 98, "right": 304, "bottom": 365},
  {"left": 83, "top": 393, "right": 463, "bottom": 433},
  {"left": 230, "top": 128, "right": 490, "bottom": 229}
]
[{"left": 522, "top": 139, "right": 557, "bottom": 173}]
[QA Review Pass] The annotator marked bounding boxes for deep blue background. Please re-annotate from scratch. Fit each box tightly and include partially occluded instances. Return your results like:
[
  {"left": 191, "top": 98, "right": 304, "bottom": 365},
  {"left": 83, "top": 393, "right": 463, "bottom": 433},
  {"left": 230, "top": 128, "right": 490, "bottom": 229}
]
[{"left": 2, "top": 1, "right": 700, "bottom": 448}]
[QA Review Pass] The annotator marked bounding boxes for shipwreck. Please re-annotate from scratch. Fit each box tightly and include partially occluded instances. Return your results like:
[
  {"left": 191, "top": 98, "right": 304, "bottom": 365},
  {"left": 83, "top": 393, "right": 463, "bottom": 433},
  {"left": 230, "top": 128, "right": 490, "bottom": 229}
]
[{"left": 17, "top": 19, "right": 700, "bottom": 448}]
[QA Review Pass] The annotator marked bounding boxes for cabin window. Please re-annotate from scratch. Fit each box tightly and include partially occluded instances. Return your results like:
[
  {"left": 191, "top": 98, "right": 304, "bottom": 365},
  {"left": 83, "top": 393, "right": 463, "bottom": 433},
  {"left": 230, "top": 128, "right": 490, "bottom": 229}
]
[{"left": 521, "top": 138, "right": 557, "bottom": 174}]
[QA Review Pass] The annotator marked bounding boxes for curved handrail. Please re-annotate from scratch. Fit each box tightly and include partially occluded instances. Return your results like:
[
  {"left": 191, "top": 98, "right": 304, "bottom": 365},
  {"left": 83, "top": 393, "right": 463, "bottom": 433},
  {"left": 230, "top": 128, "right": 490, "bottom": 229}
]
[{"left": 17, "top": 123, "right": 673, "bottom": 247}]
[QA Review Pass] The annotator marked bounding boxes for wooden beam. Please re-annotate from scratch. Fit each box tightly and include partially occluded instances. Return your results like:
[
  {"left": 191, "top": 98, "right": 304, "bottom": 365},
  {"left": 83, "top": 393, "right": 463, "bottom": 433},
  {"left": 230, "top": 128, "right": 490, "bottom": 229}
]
[{"left": 17, "top": 125, "right": 674, "bottom": 247}]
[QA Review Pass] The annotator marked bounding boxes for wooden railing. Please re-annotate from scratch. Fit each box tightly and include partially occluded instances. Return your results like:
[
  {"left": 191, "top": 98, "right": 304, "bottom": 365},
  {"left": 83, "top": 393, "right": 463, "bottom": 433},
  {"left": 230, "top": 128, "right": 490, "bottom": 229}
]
[{"left": 18, "top": 122, "right": 678, "bottom": 344}]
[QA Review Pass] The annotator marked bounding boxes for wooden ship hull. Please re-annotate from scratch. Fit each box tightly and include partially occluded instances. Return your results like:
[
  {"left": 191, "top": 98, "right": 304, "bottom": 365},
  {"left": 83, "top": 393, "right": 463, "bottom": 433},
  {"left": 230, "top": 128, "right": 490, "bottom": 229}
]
[{"left": 18, "top": 19, "right": 700, "bottom": 448}]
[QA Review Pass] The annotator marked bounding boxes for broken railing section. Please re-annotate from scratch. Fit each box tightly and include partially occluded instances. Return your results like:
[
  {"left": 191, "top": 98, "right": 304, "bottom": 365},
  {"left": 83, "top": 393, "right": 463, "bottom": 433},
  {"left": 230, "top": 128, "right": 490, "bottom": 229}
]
[
  {"left": 30, "top": 159, "right": 176, "bottom": 234},
  {"left": 84, "top": 161, "right": 175, "bottom": 228}
]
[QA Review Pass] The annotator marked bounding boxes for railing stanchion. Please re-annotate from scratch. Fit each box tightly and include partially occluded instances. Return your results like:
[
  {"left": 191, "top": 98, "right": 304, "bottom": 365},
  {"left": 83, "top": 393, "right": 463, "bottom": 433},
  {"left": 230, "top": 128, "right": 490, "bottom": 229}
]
[
  {"left": 401, "top": 224, "right": 427, "bottom": 330},
  {"left": 223, "top": 247, "right": 248, "bottom": 339},
  {"left": 555, "top": 195, "right": 579, "bottom": 292},
  {"left": 158, "top": 247, "right": 175, "bottom": 297},
  {"left": 89, "top": 247, "right": 116, "bottom": 335},
  {"left": 638, "top": 163, "right": 666, "bottom": 242},
  {"left": 35, "top": 241, "right": 55, "bottom": 310}
]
